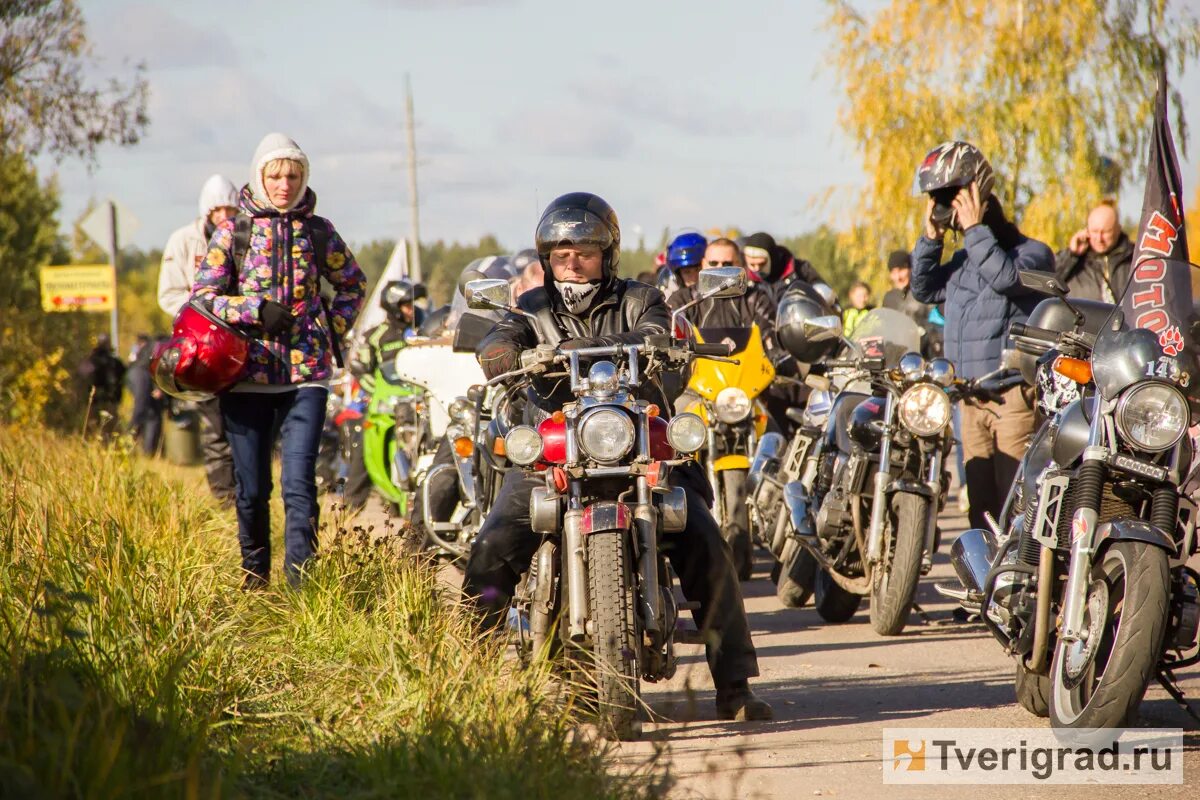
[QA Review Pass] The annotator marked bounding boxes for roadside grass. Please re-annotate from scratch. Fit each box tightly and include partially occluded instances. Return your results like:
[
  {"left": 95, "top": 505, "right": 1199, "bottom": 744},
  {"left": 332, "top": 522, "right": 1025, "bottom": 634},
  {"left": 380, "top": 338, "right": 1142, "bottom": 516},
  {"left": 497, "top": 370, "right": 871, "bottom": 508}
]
[{"left": 0, "top": 426, "right": 668, "bottom": 798}]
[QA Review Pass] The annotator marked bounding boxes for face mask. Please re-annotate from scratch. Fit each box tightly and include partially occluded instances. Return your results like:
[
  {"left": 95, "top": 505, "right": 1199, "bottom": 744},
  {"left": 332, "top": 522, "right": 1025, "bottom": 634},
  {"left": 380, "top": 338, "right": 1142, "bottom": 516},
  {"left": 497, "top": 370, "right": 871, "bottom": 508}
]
[{"left": 555, "top": 280, "right": 600, "bottom": 314}]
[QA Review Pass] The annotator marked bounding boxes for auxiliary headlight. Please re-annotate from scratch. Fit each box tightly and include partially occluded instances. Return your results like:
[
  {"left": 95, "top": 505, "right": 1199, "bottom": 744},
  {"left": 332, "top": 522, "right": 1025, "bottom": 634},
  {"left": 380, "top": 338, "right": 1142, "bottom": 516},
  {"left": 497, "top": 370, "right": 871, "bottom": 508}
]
[
  {"left": 504, "top": 425, "right": 544, "bottom": 466},
  {"left": 714, "top": 387, "right": 752, "bottom": 423},
  {"left": 666, "top": 412, "right": 706, "bottom": 454},
  {"left": 578, "top": 408, "right": 635, "bottom": 463},
  {"left": 1115, "top": 382, "right": 1188, "bottom": 452},
  {"left": 898, "top": 383, "right": 951, "bottom": 437}
]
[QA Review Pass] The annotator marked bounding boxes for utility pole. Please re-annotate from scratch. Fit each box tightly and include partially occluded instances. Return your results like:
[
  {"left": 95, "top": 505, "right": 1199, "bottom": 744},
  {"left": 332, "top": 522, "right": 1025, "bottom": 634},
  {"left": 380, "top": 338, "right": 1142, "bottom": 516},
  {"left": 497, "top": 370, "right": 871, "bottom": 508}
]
[
  {"left": 107, "top": 200, "right": 120, "bottom": 354},
  {"left": 405, "top": 74, "right": 422, "bottom": 283}
]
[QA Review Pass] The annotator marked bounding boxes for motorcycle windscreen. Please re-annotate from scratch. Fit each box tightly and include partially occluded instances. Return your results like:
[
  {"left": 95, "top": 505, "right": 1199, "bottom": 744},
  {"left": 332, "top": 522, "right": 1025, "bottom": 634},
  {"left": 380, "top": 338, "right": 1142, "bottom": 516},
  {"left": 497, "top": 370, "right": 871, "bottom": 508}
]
[
  {"left": 690, "top": 324, "right": 776, "bottom": 400},
  {"left": 847, "top": 308, "right": 922, "bottom": 368},
  {"left": 1092, "top": 259, "right": 1198, "bottom": 400},
  {"left": 391, "top": 343, "right": 486, "bottom": 437}
]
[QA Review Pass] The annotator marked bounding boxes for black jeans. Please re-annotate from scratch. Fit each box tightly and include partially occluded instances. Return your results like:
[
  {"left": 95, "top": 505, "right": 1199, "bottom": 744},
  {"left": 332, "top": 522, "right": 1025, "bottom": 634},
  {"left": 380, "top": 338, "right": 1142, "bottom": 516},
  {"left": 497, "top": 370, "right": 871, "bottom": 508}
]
[
  {"left": 462, "top": 469, "right": 760, "bottom": 687},
  {"left": 220, "top": 388, "right": 327, "bottom": 584}
]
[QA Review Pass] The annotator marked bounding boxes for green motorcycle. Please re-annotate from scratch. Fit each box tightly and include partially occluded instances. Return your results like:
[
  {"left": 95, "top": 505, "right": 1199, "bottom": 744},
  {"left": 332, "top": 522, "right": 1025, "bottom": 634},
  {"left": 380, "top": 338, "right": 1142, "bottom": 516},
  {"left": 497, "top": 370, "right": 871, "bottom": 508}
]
[{"left": 362, "top": 358, "right": 430, "bottom": 515}]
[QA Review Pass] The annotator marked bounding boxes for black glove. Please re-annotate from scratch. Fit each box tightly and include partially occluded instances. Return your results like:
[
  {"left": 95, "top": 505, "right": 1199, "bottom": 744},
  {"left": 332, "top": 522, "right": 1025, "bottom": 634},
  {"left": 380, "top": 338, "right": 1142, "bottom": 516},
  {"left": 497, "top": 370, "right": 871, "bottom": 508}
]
[
  {"left": 560, "top": 337, "right": 605, "bottom": 351},
  {"left": 260, "top": 300, "right": 295, "bottom": 336},
  {"left": 479, "top": 342, "right": 521, "bottom": 380}
]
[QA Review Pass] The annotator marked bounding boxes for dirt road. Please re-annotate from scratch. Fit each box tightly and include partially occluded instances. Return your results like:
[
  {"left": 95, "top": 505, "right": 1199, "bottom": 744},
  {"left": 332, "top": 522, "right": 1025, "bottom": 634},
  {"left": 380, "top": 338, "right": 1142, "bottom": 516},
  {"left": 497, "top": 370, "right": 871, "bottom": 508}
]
[{"left": 617, "top": 503, "right": 1200, "bottom": 799}]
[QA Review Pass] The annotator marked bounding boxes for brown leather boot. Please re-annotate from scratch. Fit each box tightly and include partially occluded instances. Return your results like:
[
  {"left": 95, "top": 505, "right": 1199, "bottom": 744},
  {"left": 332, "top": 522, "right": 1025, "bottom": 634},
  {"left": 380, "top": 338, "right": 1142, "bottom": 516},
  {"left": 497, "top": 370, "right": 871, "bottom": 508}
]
[{"left": 715, "top": 680, "right": 773, "bottom": 721}]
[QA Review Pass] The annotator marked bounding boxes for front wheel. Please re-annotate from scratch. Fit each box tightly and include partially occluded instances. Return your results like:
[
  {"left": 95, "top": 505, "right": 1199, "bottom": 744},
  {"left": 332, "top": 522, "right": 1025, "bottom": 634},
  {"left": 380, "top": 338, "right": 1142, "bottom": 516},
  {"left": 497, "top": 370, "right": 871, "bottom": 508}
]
[
  {"left": 814, "top": 568, "right": 862, "bottom": 623},
  {"left": 1049, "top": 541, "right": 1170, "bottom": 730},
  {"left": 776, "top": 538, "right": 818, "bottom": 608},
  {"left": 720, "top": 470, "right": 753, "bottom": 581},
  {"left": 869, "top": 492, "right": 929, "bottom": 636},
  {"left": 587, "top": 530, "right": 641, "bottom": 740}
]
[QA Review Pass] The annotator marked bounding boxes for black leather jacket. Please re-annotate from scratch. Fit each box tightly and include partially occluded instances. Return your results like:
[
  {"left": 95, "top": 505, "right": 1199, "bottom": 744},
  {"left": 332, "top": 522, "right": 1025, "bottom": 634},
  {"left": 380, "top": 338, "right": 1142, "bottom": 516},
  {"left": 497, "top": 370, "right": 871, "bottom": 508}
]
[
  {"left": 666, "top": 282, "right": 780, "bottom": 358},
  {"left": 478, "top": 278, "right": 671, "bottom": 412}
]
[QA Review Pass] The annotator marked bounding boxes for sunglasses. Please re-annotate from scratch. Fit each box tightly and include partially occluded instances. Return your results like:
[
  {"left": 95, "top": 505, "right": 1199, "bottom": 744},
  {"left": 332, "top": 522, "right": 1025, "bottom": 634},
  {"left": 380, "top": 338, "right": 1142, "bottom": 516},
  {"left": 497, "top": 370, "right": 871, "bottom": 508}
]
[{"left": 704, "top": 259, "right": 735, "bottom": 267}]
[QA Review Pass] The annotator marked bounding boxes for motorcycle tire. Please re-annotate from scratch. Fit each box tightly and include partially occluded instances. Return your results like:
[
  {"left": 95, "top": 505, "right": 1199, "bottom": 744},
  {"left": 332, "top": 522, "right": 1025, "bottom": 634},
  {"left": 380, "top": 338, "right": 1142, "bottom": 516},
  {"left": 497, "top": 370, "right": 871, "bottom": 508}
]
[
  {"left": 587, "top": 530, "right": 642, "bottom": 740},
  {"left": 776, "top": 538, "right": 818, "bottom": 608},
  {"left": 868, "top": 492, "right": 928, "bottom": 636},
  {"left": 721, "top": 470, "right": 754, "bottom": 581},
  {"left": 814, "top": 568, "right": 862, "bottom": 623},
  {"left": 1014, "top": 659, "right": 1050, "bottom": 718},
  {"left": 1048, "top": 540, "right": 1169, "bottom": 731}
]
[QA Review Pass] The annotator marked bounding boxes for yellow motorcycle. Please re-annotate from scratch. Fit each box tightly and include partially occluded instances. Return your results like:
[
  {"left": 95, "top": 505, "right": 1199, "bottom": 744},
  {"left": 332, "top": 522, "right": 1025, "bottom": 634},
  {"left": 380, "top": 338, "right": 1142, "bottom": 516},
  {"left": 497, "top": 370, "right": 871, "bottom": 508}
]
[{"left": 682, "top": 324, "right": 775, "bottom": 580}]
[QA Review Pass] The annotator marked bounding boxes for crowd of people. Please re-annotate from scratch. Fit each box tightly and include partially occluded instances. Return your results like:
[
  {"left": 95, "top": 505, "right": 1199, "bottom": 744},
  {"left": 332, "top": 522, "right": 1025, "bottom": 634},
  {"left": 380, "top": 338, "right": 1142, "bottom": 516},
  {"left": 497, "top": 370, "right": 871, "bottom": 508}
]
[{"left": 79, "top": 131, "right": 1150, "bottom": 719}]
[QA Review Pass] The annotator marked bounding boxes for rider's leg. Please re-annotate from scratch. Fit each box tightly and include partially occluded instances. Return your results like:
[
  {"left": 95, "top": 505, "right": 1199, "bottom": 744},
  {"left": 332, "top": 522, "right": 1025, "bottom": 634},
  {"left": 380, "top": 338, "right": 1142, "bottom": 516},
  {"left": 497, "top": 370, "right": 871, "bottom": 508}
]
[{"left": 461, "top": 469, "right": 543, "bottom": 628}]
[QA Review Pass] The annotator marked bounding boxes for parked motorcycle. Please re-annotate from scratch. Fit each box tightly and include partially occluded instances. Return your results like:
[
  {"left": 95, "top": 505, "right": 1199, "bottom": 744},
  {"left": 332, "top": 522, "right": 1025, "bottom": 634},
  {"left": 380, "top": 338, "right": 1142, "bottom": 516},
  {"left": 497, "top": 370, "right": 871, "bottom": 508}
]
[
  {"left": 944, "top": 268, "right": 1200, "bottom": 731},
  {"left": 361, "top": 356, "right": 429, "bottom": 516},
  {"left": 462, "top": 268, "right": 742, "bottom": 739},
  {"left": 753, "top": 307, "right": 1020, "bottom": 634},
  {"left": 678, "top": 322, "right": 775, "bottom": 580}
]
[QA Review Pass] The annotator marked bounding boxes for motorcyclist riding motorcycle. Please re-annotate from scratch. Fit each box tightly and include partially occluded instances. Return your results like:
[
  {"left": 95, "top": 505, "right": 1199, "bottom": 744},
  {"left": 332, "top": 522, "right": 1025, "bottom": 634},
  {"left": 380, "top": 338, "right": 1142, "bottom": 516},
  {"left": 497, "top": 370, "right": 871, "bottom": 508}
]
[
  {"left": 345, "top": 279, "right": 422, "bottom": 509},
  {"left": 464, "top": 192, "right": 771, "bottom": 721}
]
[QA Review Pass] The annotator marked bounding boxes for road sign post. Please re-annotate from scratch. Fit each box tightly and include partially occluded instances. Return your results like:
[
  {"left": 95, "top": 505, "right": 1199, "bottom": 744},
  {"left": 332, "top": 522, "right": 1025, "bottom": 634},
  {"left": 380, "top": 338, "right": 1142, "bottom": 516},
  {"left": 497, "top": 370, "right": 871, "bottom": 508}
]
[{"left": 79, "top": 199, "right": 138, "bottom": 354}]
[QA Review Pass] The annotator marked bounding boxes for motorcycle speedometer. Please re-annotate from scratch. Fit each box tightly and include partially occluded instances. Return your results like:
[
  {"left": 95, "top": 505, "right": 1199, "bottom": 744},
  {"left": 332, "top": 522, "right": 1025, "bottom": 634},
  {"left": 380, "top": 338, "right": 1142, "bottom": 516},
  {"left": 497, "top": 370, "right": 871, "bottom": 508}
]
[
  {"left": 714, "top": 387, "right": 752, "bottom": 423},
  {"left": 504, "top": 425, "right": 544, "bottom": 466},
  {"left": 1115, "top": 382, "right": 1188, "bottom": 452},
  {"left": 898, "top": 383, "right": 950, "bottom": 437},
  {"left": 578, "top": 408, "right": 635, "bottom": 463}
]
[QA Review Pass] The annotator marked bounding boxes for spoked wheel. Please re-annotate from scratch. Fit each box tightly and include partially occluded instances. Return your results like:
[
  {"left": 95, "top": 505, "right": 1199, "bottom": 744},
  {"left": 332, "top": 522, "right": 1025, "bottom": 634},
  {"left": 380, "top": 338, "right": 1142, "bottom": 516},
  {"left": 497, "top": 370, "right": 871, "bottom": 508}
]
[
  {"left": 586, "top": 531, "right": 642, "bottom": 740},
  {"left": 775, "top": 537, "right": 818, "bottom": 608},
  {"left": 1049, "top": 541, "right": 1169, "bottom": 730},
  {"left": 868, "top": 492, "right": 928, "bottom": 636}
]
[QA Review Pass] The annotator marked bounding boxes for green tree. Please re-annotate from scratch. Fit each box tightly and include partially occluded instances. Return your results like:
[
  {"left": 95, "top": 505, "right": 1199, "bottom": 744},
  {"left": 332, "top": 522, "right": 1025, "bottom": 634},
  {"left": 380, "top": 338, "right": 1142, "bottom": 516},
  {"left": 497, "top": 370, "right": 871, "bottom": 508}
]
[
  {"left": 826, "top": 0, "right": 1200, "bottom": 277},
  {"left": 0, "top": 0, "right": 148, "bottom": 162},
  {"left": 0, "top": 148, "right": 62, "bottom": 307}
]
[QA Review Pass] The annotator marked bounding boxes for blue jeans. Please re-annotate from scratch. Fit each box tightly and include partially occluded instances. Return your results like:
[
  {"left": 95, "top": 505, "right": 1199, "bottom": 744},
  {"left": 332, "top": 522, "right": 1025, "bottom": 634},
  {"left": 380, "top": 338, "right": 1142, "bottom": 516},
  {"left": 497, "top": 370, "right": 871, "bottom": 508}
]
[{"left": 220, "top": 388, "right": 328, "bottom": 584}]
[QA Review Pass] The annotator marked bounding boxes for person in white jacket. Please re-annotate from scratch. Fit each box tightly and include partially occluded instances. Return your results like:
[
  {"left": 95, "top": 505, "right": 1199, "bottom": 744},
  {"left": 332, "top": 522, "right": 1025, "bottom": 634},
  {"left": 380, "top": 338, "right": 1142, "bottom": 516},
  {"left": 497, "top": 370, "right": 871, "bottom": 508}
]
[
  {"left": 158, "top": 175, "right": 239, "bottom": 316},
  {"left": 158, "top": 174, "right": 239, "bottom": 504}
]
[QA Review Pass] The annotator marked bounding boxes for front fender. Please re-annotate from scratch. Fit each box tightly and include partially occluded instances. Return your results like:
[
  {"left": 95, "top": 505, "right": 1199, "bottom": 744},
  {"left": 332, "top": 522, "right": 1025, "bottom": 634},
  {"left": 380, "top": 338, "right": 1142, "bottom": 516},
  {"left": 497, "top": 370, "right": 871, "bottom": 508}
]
[
  {"left": 1094, "top": 518, "right": 1177, "bottom": 556},
  {"left": 581, "top": 501, "right": 632, "bottom": 535},
  {"left": 713, "top": 454, "right": 751, "bottom": 471},
  {"left": 886, "top": 477, "right": 933, "bottom": 499}
]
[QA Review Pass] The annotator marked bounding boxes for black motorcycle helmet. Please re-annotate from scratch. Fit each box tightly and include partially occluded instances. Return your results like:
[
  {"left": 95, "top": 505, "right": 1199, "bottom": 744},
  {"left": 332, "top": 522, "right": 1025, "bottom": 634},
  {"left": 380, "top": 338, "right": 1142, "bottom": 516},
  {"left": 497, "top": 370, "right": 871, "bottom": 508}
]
[
  {"left": 534, "top": 192, "right": 621, "bottom": 276},
  {"left": 915, "top": 141, "right": 996, "bottom": 231},
  {"left": 381, "top": 279, "right": 416, "bottom": 319},
  {"left": 776, "top": 284, "right": 840, "bottom": 364}
]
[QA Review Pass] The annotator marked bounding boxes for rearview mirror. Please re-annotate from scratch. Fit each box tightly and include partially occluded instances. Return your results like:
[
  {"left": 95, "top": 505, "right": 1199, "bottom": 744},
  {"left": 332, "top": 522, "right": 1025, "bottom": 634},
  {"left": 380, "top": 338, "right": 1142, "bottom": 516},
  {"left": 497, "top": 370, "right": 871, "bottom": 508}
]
[
  {"left": 698, "top": 266, "right": 747, "bottom": 299},
  {"left": 464, "top": 279, "right": 511, "bottom": 310},
  {"left": 1019, "top": 270, "right": 1069, "bottom": 297},
  {"left": 457, "top": 268, "right": 488, "bottom": 294},
  {"left": 803, "top": 314, "right": 843, "bottom": 343}
]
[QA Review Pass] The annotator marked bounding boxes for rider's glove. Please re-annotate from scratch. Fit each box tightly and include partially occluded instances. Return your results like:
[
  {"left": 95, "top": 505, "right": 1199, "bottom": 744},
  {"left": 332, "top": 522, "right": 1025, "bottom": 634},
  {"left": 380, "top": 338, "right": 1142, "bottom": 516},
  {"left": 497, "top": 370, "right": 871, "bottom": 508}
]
[
  {"left": 560, "top": 337, "right": 605, "bottom": 352},
  {"left": 479, "top": 341, "right": 521, "bottom": 380},
  {"left": 260, "top": 300, "right": 296, "bottom": 336}
]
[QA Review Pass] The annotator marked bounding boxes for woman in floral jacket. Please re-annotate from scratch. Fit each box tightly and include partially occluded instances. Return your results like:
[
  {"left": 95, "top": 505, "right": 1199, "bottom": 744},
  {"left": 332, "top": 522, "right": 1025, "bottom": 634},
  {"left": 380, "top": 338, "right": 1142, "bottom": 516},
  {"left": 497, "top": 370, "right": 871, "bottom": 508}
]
[{"left": 192, "top": 132, "right": 366, "bottom": 587}]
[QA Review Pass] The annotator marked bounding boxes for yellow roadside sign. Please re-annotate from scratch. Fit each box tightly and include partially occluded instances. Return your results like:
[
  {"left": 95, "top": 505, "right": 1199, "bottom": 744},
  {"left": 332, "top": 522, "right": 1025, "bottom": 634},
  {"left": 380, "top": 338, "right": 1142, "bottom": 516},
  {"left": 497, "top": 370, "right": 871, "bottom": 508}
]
[{"left": 40, "top": 265, "right": 116, "bottom": 312}]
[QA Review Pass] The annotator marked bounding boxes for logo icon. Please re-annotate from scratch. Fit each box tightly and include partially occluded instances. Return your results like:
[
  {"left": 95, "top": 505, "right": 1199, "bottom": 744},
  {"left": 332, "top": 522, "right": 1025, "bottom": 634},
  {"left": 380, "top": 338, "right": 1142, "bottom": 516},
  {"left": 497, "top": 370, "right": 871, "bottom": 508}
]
[{"left": 893, "top": 739, "right": 926, "bottom": 771}]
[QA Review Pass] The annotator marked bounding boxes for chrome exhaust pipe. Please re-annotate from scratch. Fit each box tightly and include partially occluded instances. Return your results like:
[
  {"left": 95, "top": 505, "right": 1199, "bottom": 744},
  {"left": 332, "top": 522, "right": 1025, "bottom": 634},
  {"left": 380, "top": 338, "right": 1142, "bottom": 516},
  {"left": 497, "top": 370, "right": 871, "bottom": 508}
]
[{"left": 949, "top": 528, "right": 998, "bottom": 597}]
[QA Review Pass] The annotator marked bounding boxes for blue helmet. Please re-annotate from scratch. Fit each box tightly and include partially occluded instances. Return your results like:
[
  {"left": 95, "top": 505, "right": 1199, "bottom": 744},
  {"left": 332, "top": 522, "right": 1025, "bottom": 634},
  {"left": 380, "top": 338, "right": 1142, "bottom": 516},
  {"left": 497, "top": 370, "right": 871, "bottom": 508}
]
[{"left": 666, "top": 232, "right": 707, "bottom": 271}]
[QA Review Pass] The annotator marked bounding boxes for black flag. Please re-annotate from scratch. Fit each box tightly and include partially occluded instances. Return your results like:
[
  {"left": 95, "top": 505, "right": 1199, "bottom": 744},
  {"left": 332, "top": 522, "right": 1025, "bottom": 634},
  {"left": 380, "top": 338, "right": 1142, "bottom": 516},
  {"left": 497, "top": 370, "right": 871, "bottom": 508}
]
[{"left": 1120, "top": 67, "right": 1191, "bottom": 359}]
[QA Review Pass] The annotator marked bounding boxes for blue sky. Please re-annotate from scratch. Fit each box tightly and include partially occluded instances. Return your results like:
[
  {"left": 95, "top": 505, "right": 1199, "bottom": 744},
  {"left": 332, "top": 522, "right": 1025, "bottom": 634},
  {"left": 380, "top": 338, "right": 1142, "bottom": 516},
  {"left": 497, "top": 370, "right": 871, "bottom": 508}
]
[{"left": 41, "top": 0, "right": 1200, "bottom": 254}]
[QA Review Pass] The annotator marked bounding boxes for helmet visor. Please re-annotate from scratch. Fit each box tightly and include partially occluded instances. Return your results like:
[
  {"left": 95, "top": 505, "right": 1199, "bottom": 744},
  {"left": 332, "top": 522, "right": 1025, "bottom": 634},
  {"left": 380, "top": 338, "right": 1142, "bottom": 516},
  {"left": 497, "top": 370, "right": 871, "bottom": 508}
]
[{"left": 536, "top": 208, "right": 613, "bottom": 256}]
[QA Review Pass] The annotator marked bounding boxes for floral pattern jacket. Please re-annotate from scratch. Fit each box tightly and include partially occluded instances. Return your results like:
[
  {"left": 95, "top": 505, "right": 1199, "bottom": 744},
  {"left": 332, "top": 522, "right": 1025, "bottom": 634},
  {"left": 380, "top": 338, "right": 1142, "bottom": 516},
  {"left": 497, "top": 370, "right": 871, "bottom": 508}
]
[{"left": 191, "top": 187, "right": 366, "bottom": 385}]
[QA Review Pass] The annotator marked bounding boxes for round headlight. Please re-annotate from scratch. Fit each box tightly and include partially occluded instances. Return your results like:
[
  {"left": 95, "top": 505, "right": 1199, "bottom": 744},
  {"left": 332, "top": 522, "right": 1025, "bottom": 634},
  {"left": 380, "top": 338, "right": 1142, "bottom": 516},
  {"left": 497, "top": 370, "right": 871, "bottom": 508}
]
[
  {"left": 898, "top": 383, "right": 951, "bottom": 437},
  {"left": 714, "top": 387, "right": 752, "bottom": 423},
  {"left": 926, "top": 358, "right": 955, "bottom": 387},
  {"left": 448, "top": 397, "right": 471, "bottom": 421},
  {"left": 504, "top": 425, "right": 544, "bottom": 465},
  {"left": 898, "top": 352, "right": 926, "bottom": 383},
  {"left": 1115, "top": 382, "right": 1188, "bottom": 452},
  {"left": 578, "top": 408, "right": 636, "bottom": 463},
  {"left": 666, "top": 412, "right": 706, "bottom": 454}
]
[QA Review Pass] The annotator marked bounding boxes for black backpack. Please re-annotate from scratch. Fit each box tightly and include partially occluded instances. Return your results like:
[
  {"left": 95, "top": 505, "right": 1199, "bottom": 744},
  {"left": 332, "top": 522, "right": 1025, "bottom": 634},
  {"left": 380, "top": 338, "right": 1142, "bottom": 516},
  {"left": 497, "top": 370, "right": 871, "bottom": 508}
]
[{"left": 229, "top": 213, "right": 343, "bottom": 367}]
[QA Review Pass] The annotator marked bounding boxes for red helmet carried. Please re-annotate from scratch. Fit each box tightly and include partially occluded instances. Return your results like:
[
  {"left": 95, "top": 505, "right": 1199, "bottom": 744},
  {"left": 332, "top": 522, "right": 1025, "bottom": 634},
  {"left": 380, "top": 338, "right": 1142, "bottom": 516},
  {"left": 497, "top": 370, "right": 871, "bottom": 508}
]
[{"left": 152, "top": 301, "right": 249, "bottom": 400}]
